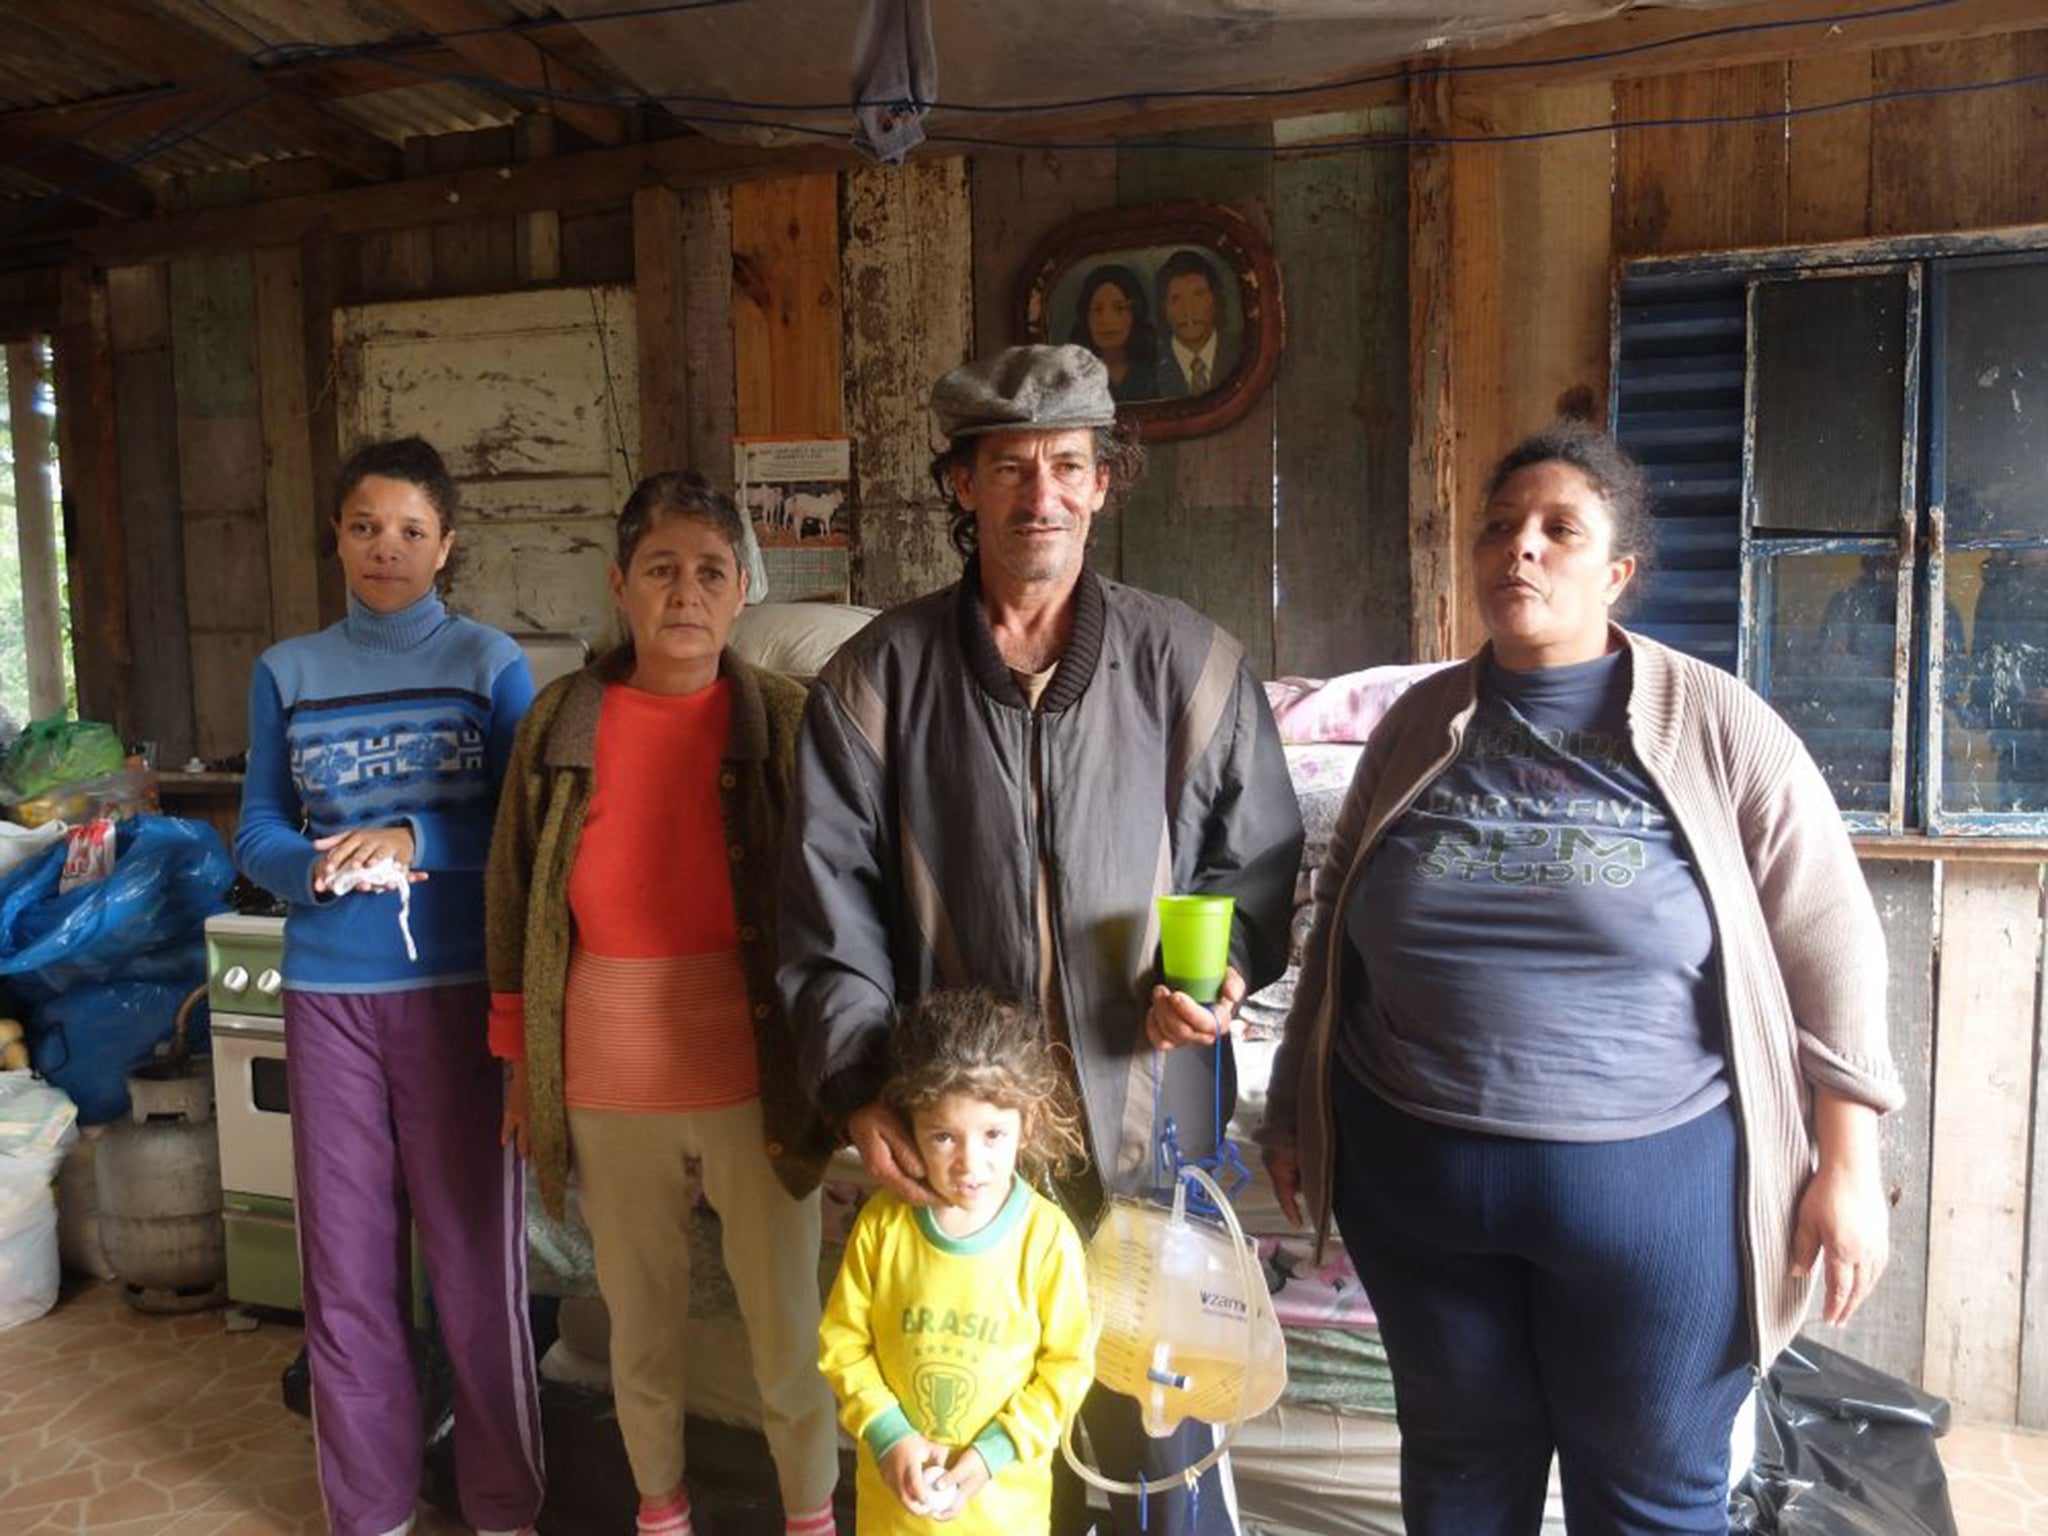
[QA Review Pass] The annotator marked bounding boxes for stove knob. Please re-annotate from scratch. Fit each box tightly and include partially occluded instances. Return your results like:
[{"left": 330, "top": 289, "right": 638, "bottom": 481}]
[
  {"left": 257, "top": 969, "right": 283, "bottom": 998},
  {"left": 222, "top": 965, "right": 250, "bottom": 994}
]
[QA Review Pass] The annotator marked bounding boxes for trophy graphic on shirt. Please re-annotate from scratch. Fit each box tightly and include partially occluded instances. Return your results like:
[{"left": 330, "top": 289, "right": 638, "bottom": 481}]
[{"left": 912, "top": 1362, "right": 977, "bottom": 1440}]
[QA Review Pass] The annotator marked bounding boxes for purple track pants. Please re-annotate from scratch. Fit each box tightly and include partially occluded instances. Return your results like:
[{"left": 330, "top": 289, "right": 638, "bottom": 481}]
[{"left": 285, "top": 984, "right": 544, "bottom": 1536}]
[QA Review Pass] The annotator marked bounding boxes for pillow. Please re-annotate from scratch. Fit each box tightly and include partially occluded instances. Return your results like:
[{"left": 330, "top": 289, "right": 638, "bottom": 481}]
[
  {"left": 1264, "top": 661, "right": 1458, "bottom": 745},
  {"left": 729, "top": 602, "right": 878, "bottom": 682}
]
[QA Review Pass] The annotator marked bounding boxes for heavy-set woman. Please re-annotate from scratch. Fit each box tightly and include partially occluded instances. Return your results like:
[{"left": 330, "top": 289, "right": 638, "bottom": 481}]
[
  {"left": 235, "top": 437, "right": 543, "bottom": 1536},
  {"left": 487, "top": 471, "right": 840, "bottom": 1536},
  {"left": 1257, "top": 422, "right": 1900, "bottom": 1536}
]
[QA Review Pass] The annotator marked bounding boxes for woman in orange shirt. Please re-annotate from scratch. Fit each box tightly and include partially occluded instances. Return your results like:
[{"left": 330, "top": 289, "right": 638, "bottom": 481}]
[{"left": 486, "top": 472, "right": 839, "bottom": 1536}]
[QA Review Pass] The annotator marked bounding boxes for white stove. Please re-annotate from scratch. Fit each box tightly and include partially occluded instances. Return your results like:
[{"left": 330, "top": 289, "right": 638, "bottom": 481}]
[{"left": 206, "top": 914, "right": 299, "bottom": 1305}]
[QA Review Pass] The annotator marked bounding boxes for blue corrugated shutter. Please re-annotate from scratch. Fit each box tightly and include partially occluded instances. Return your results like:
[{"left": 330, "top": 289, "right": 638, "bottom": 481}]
[{"left": 1611, "top": 269, "right": 1747, "bottom": 672}]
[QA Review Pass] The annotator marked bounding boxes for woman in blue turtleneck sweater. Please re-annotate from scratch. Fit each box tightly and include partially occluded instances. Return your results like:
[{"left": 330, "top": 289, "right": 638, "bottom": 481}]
[{"left": 235, "top": 438, "right": 542, "bottom": 1536}]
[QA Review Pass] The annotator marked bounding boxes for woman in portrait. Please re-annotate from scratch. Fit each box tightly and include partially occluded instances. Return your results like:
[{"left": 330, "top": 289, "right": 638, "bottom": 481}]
[
  {"left": 488, "top": 471, "right": 840, "bottom": 1536},
  {"left": 1068, "top": 263, "right": 1160, "bottom": 403},
  {"left": 1254, "top": 422, "right": 1900, "bottom": 1535}
]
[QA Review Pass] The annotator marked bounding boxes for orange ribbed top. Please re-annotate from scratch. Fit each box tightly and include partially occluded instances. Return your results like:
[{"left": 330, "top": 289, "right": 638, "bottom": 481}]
[{"left": 561, "top": 678, "right": 760, "bottom": 1112}]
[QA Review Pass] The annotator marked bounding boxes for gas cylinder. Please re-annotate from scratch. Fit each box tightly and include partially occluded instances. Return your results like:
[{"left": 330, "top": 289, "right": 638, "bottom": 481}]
[{"left": 95, "top": 987, "right": 226, "bottom": 1313}]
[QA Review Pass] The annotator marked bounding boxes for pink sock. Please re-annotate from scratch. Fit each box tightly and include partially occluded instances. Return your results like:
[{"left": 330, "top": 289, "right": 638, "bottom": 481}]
[
  {"left": 638, "top": 1491, "right": 693, "bottom": 1536},
  {"left": 786, "top": 1500, "right": 836, "bottom": 1535}
]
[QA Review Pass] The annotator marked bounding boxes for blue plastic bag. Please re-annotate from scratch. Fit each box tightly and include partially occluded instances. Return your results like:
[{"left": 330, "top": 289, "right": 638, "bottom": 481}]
[
  {"left": 26, "top": 984, "right": 209, "bottom": 1125},
  {"left": 0, "top": 816, "right": 234, "bottom": 1003}
]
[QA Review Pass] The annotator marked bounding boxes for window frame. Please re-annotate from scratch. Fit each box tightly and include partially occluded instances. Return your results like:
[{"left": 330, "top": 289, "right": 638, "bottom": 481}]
[
  {"left": 1737, "top": 264, "right": 1922, "bottom": 835},
  {"left": 1614, "top": 223, "right": 2048, "bottom": 842},
  {"left": 1923, "top": 252, "right": 2048, "bottom": 835}
]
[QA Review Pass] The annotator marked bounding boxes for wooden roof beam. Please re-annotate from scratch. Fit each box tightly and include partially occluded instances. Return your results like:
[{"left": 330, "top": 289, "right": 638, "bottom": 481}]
[
  {"left": 80, "top": 0, "right": 397, "bottom": 183},
  {"left": 385, "top": 0, "right": 629, "bottom": 147},
  {"left": 0, "top": 40, "right": 474, "bottom": 156},
  {"left": 1439, "top": 0, "right": 2048, "bottom": 88},
  {"left": 0, "top": 128, "right": 156, "bottom": 221}
]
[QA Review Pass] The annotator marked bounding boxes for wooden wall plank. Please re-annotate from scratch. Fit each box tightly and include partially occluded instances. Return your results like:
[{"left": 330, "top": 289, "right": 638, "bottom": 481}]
[
  {"left": 841, "top": 160, "right": 973, "bottom": 610},
  {"left": 1833, "top": 860, "right": 1937, "bottom": 1384},
  {"left": 170, "top": 213, "right": 273, "bottom": 759},
  {"left": 299, "top": 230, "right": 345, "bottom": 625},
  {"left": 1870, "top": 30, "right": 2048, "bottom": 237},
  {"left": 676, "top": 187, "right": 736, "bottom": 486},
  {"left": 1408, "top": 73, "right": 1457, "bottom": 665},
  {"left": 254, "top": 244, "right": 323, "bottom": 643},
  {"left": 731, "top": 173, "right": 843, "bottom": 437},
  {"left": 1786, "top": 52, "right": 1875, "bottom": 243},
  {"left": 1274, "top": 111, "right": 1410, "bottom": 679},
  {"left": 53, "top": 263, "right": 131, "bottom": 733},
  {"left": 423, "top": 127, "right": 521, "bottom": 296},
  {"left": 1615, "top": 64, "right": 1788, "bottom": 257},
  {"left": 1445, "top": 81, "right": 1616, "bottom": 657},
  {"left": 1923, "top": 861, "right": 2041, "bottom": 1420},
  {"left": 969, "top": 150, "right": 1120, "bottom": 361},
  {"left": 2022, "top": 894, "right": 2048, "bottom": 1428},
  {"left": 1116, "top": 126, "right": 1279, "bottom": 675},
  {"left": 5, "top": 342, "right": 66, "bottom": 719},
  {"left": 560, "top": 204, "right": 636, "bottom": 288},
  {"left": 633, "top": 183, "right": 688, "bottom": 478},
  {"left": 106, "top": 265, "right": 194, "bottom": 764},
  {"left": 517, "top": 114, "right": 563, "bottom": 284}
]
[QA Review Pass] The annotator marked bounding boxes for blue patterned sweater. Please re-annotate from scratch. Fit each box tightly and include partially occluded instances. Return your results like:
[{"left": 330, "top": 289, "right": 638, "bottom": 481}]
[{"left": 234, "top": 592, "right": 535, "bottom": 992}]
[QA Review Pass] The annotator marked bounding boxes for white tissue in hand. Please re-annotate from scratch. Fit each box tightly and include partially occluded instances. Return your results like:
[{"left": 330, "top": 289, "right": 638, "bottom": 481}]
[
  {"left": 324, "top": 857, "right": 407, "bottom": 894},
  {"left": 327, "top": 856, "right": 417, "bottom": 962}
]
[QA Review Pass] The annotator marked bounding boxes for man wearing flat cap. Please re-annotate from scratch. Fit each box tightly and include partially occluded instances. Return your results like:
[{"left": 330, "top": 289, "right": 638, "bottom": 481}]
[{"left": 781, "top": 344, "right": 1303, "bottom": 1534}]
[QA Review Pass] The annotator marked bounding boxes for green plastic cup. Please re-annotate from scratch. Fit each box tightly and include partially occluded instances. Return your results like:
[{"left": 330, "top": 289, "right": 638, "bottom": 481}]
[{"left": 1156, "top": 894, "right": 1235, "bottom": 1004}]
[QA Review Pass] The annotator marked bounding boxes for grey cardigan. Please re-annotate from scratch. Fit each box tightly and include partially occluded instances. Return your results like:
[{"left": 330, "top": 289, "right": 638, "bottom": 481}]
[{"left": 1260, "top": 628, "right": 1903, "bottom": 1367}]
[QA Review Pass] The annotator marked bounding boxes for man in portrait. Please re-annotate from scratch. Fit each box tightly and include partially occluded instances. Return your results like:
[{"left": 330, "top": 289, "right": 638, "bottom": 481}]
[{"left": 1154, "top": 250, "right": 1239, "bottom": 399}]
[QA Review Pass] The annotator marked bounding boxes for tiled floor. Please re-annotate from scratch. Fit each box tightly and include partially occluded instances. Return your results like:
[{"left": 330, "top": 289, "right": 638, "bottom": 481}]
[
  {"left": 1945, "top": 1420, "right": 2048, "bottom": 1535},
  {"left": 5, "top": 1276, "right": 2047, "bottom": 1534},
  {"left": 0, "top": 1277, "right": 463, "bottom": 1535}
]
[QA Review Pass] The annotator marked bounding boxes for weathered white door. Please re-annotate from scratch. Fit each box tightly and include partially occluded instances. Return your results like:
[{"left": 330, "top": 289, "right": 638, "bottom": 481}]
[{"left": 334, "top": 286, "right": 638, "bottom": 650}]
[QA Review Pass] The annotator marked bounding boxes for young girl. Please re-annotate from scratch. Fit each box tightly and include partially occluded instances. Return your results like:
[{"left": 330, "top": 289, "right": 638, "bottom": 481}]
[
  {"left": 819, "top": 990, "right": 1095, "bottom": 1534},
  {"left": 235, "top": 437, "right": 542, "bottom": 1536}
]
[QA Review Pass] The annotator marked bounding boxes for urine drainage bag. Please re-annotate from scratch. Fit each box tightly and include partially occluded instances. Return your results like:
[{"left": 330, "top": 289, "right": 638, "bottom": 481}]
[{"left": 1066, "top": 1165, "right": 1286, "bottom": 1499}]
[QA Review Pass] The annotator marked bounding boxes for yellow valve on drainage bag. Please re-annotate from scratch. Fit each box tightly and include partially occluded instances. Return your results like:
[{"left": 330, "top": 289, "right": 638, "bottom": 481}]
[{"left": 1064, "top": 1165, "right": 1288, "bottom": 1496}]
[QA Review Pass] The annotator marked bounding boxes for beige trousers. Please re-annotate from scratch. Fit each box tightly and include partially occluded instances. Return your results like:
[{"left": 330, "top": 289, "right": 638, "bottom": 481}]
[{"left": 567, "top": 1099, "right": 839, "bottom": 1510}]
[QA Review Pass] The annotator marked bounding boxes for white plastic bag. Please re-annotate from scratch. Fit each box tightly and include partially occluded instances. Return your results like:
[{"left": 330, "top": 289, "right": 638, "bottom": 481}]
[
  {"left": 0, "top": 1071, "right": 78, "bottom": 1329},
  {"left": 0, "top": 820, "right": 66, "bottom": 881},
  {"left": 0, "top": 1180, "right": 58, "bottom": 1329}
]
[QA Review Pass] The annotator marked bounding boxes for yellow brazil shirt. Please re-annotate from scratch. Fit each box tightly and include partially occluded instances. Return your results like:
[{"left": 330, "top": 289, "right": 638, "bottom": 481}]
[{"left": 819, "top": 1179, "right": 1094, "bottom": 1535}]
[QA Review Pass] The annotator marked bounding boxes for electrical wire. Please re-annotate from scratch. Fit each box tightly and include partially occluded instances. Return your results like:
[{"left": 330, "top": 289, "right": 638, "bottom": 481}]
[
  {"left": 0, "top": 0, "right": 2034, "bottom": 232},
  {"left": 236, "top": 0, "right": 1969, "bottom": 118}
]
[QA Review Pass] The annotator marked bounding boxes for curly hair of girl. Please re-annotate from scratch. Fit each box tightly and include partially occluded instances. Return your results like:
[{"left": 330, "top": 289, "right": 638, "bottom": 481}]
[{"left": 882, "top": 988, "right": 1089, "bottom": 1181}]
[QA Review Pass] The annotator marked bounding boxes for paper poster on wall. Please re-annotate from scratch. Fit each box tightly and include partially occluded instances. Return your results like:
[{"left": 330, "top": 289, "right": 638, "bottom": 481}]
[{"left": 734, "top": 436, "right": 852, "bottom": 602}]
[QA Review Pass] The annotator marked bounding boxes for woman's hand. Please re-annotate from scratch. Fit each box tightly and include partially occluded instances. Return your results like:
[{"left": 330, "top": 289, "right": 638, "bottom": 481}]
[
  {"left": 928, "top": 1447, "right": 991, "bottom": 1521},
  {"left": 847, "top": 1101, "right": 931, "bottom": 1206},
  {"left": 312, "top": 824, "right": 422, "bottom": 892},
  {"left": 1264, "top": 1143, "right": 1306, "bottom": 1229},
  {"left": 878, "top": 1433, "right": 946, "bottom": 1517},
  {"left": 1146, "top": 966, "right": 1246, "bottom": 1050},
  {"left": 1793, "top": 1089, "right": 1890, "bottom": 1326},
  {"left": 500, "top": 1061, "right": 531, "bottom": 1159}
]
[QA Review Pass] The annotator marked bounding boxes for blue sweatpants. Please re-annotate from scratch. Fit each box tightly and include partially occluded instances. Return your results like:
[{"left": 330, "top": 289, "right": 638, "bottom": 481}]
[{"left": 1329, "top": 1063, "right": 1753, "bottom": 1536}]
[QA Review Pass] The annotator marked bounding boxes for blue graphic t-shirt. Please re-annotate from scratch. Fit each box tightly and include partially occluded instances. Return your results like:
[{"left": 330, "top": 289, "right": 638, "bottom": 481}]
[{"left": 1336, "top": 649, "right": 1728, "bottom": 1141}]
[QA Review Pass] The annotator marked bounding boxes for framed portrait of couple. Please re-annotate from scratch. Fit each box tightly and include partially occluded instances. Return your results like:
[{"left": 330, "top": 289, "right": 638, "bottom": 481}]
[{"left": 1015, "top": 201, "right": 1285, "bottom": 443}]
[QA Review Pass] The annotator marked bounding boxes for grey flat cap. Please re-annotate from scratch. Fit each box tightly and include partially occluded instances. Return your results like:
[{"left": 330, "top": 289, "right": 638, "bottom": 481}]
[{"left": 930, "top": 344, "right": 1117, "bottom": 441}]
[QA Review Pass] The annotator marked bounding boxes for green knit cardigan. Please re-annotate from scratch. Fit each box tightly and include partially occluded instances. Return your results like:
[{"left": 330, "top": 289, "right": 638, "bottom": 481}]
[{"left": 484, "top": 649, "right": 835, "bottom": 1218}]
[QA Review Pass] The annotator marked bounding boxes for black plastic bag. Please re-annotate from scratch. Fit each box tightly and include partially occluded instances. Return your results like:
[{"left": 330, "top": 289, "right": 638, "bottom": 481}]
[{"left": 1730, "top": 1335, "right": 1957, "bottom": 1535}]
